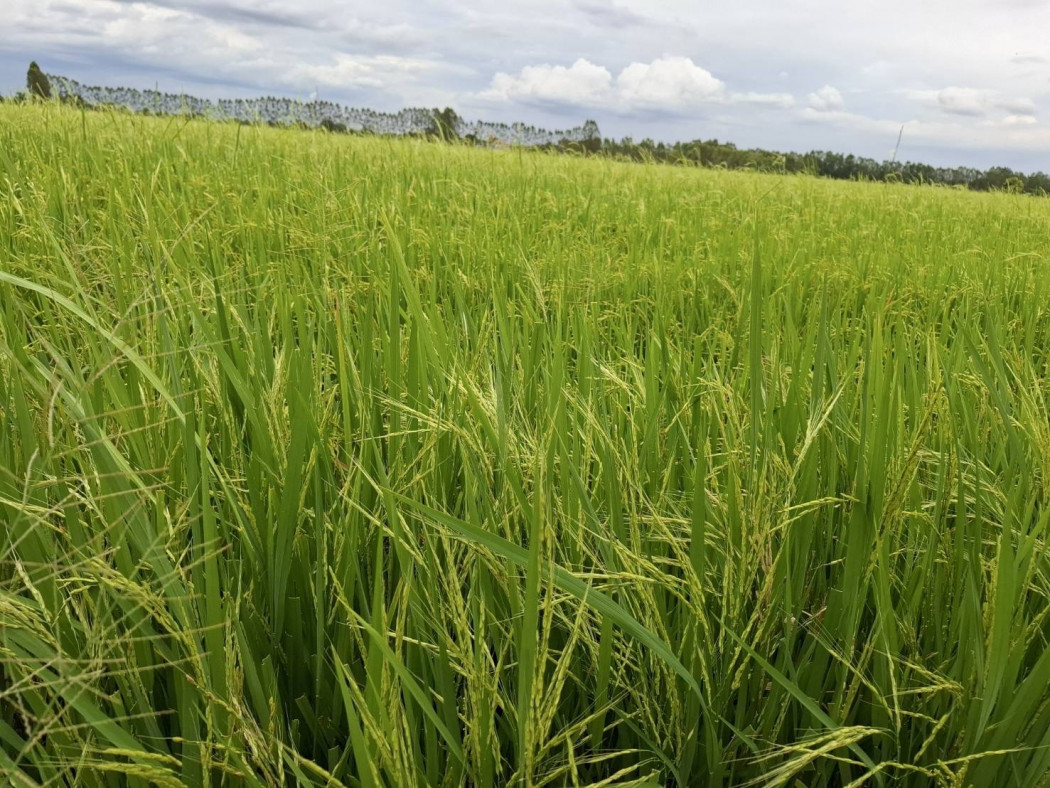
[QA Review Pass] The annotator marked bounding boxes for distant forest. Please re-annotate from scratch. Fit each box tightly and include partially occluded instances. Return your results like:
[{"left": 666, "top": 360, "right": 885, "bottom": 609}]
[
  {"left": 35, "top": 70, "right": 600, "bottom": 148},
  {"left": 11, "top": 64, "right": 1050, "bottom": 196}
]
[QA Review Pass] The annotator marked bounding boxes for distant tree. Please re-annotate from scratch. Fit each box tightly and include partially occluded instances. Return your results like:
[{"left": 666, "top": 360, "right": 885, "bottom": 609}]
[
  {"left": 579, "top": 120, "right": 602, "bottom": 153},
  {"left": 27, "top": 62, "right": 51, "bottom": 99},
  {"left": 973, "top": 166, "right": 1020, "bottom": 192},
  {"left": 1025, "top": 172, "right": 1050, "bottom": 195},
  {"left": 1004, "top": 175, "right": 1026, "bottom": 194},
  {"left": 429, "top": 107, "right": 461, "bottom": 141},
  {"left": 320, "top": 118, "right": 347, "bottom": 134}
]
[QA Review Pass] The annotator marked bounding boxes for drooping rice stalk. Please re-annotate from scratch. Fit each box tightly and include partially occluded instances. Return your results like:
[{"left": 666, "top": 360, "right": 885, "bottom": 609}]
[{"left": 2, "top": 101, "right": 1050, "bottom": 787}]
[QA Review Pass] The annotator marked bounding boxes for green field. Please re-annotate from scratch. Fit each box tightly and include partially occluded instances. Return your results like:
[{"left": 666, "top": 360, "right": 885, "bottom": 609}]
[{"left": 3, "top": 103, "right": 1050, "bottom": 787}]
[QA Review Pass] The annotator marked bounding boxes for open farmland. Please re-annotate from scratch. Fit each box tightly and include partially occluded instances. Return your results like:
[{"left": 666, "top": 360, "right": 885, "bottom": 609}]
[{"left": 3, "top": 103, "right": 1050, "bottom": 787}]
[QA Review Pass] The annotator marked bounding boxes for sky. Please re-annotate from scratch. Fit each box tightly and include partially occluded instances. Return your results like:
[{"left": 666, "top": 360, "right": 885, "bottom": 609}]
[{"left": 4, "top": 0, "right": 1050, "bottom": 171}]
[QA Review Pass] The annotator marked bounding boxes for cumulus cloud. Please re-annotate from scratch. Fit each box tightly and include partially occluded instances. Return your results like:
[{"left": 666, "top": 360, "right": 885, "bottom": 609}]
[
  {"left": 6, "top": 0, "right": 1050, "bottom": 168},
  {"left": 479, "top": 56, "right": 794, "bottom": 114},
  {"left": 3, "top": 0, "right": 455, "bottom": 107},
  {"left": 480, "top": 58, "right": 614, "bottom": 105},
  {"left": 906, "top": 87, "right": 1037, "bottom": 118},
  {"left": 807, "top": 85, "right": 844, "bottom": 112},
  {"left": 616, "top": 57, "right": 725, "bottom": 108}
]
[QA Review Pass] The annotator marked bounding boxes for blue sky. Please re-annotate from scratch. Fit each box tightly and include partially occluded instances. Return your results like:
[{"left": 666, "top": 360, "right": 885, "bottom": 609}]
[{"left": 4, "top": 0, "right": 1050, "bottom": 171}]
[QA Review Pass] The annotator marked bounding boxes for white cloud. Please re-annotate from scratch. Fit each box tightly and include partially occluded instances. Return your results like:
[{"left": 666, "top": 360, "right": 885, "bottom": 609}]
[
  {"left": 480, "top": 58, "right": 613, "bottom": 105},
  {"left": 797, "top": 106, "right": 1050, "bottom": 157},
  {"left": 479, "top": 56, "right": 796, "bottom": 115},
  {"left": 731, "top": 91, "right": 795, "bottom": 108},
  {"left": 3, "top": 0, "right": 446, "bottom": 106},
  {"left": 906, "top": 87, "right": 1037, "bottom": 118},
  {"left": 807, "top": 85, "right": 844, "bottom": 112},
  {"left": 615, "top": 56, "right": 724, "bottom": 109},
  {"left": 798, "top": 107, "right": 901, "bottom": 137},
  {"left": 5, "top": 0, "right": 1050, "bottom": 167},
  {"left": 293, "top": 54, "right": 440, "bottom": 90},
  {"left": 1002, "top": 114, "right": 1038, "bottom": 127}
]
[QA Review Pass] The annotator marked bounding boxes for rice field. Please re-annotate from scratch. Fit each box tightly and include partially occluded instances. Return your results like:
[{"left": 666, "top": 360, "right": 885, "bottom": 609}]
[{"left": 3, "top": 102, "right": 1050, "bottom": 787}]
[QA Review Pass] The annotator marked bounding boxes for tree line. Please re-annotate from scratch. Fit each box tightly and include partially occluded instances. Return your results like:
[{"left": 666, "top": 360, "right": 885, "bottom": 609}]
[
  {"left": 597, "top": 137, "right": 1050, "bottom": 195},
  {"left": 14, "top": 66, "right": 598, "bottom": 148},
  {"left": 9, "top": 63, "right": 1049, "bottom": 196}
]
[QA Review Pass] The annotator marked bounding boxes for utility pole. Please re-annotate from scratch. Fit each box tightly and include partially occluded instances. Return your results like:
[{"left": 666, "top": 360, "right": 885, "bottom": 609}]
[{"left": 890, "top": 125, "right": 904, "bottom": 163}]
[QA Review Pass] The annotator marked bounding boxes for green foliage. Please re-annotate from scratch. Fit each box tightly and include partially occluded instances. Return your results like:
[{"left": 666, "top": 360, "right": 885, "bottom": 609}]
[
  {"left": 429, "top": 106, "right": 462, "bottom": 141},
  {"left": 26, "top": 61, "right": 51, "bottom": 99},
  {"left": 3, "top": 102, "right": 1050, "bottom": 788},
  {"left": 597, "top": 136, "right": 1050, "bottom": 196}
]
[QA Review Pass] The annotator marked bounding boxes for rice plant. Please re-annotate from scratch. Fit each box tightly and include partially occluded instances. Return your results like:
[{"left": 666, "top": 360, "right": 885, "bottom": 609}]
[{"left": 2, "top": 101, "right": 1050, "bottom": 787}]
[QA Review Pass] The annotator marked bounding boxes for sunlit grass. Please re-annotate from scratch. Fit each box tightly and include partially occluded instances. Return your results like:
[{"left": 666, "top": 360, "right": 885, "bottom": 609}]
[{"left": 3, "top": 102, "right": 1050, "bottom": 787}]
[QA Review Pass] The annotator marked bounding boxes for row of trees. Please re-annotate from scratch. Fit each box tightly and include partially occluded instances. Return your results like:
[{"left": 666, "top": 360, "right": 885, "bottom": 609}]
[
  {"left": 598, "top": 137, "right": 1050, "bottom": 196},
  {"left": 29, "top": 69, "right": 600, "bottom": 148},
  {"left": 11, "top": 63, "right": 1049, "bottom": 195}
]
